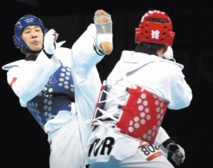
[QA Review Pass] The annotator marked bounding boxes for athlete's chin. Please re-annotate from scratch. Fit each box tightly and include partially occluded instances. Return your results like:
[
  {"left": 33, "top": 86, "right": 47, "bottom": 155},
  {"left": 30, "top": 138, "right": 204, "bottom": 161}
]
[{"left": 31, "top": 47, "right": 43, "bottom": 52}]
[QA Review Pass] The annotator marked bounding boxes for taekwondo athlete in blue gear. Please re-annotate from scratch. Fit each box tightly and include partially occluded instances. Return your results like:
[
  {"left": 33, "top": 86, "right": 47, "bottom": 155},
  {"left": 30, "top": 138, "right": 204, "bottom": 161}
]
[{"left": 2, "top": 9, "right": 113, "bottom": 168}]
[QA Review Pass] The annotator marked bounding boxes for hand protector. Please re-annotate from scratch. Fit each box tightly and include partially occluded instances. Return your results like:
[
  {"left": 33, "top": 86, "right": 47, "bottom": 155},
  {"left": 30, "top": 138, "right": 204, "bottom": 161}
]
[
  {"left": 163, "top": 138, "right": 186, "bottom": 166},
  {"left": 162, "top": 46, "right": 176, "bottom": 62},
  {"left": 43, "top": 29, "right": 56, "bottom": 56}
]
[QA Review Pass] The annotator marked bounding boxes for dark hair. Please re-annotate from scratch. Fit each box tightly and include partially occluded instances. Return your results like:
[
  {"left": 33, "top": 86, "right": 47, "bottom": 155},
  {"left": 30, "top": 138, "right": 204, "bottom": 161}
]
[{"left": 135, "top": 42, "right": 165, "bottom": 55}]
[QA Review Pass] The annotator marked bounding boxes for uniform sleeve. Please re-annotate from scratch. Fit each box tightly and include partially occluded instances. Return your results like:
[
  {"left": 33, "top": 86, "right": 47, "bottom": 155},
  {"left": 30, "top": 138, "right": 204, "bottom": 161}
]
[
  {"left": 154, "top": 127, "right": 170, "bottom": 146},
  {"left": 5, "top": 51, "right": 61, "bottom": 107},
  {"left": 167, "top": 72, "right": 192, "bottom": 110},
  {"left": 71, "top": 23, "right": 106, "bottom": 120},
  {"left": 154, "top": 127, "right": 170, "bottom": 158}
]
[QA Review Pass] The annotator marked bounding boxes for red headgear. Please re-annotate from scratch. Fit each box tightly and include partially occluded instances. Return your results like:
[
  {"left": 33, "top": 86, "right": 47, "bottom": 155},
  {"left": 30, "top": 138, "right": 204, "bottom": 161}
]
[{"left": 135, "top": 10, "right": 175, "bottom": 47}]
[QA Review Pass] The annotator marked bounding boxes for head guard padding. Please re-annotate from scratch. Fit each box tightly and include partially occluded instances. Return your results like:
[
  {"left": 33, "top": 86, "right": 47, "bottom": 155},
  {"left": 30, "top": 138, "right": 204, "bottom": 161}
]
[
  {"left": 13, "top": 14, "right": 48, "bottom": 54},
  {"left": 135, "top": 10, "right": 175, "bottom": 47}
]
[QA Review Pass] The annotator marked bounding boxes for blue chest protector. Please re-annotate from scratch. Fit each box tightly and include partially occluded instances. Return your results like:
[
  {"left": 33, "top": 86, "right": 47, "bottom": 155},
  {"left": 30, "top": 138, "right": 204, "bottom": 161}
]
[{"left": 27, "top": 62, "right": 75, "bottom": 129}]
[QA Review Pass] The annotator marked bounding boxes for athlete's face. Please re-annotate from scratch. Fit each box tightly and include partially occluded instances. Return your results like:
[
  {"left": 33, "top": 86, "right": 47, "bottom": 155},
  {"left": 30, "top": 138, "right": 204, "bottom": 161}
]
[{"left": 21, "top": 25, "right": 44, "bottom": 52}]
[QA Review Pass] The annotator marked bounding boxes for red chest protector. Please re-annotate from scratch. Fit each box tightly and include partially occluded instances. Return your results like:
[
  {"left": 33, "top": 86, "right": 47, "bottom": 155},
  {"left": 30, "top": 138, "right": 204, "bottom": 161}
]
[{"left": 116, "top": 86, "right": 168, "bottom": 143}]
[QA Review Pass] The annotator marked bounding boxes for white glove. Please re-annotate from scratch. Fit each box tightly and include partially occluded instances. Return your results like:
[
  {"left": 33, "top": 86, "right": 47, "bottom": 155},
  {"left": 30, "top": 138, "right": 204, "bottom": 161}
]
[
  {"left": 162, "top": 46, "right": 176, "bottom": 62},
  {"left": 43, "top": 29, "right": 56, "bottom": 56},
  {"left": 163, "top": 138, "right": 186, "bottom": 166},
  {"left": 170, "top": 144, "right": 185, "bottom": 166}
]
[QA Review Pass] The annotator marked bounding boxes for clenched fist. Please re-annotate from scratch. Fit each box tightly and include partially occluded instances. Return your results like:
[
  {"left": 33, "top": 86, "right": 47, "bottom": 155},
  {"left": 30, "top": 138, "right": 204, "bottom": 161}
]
[{"left": 43, "top": 29, "right": 57, "bottom": 56}]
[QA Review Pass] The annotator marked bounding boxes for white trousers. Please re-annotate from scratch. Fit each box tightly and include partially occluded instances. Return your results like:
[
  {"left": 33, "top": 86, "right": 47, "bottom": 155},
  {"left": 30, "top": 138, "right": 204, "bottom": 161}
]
[
  {"left": 48, "top": 114, "right": 84, "bottom": 168},
  {"left": 87, "top": 124, "right": 174, "bottom": 168}
]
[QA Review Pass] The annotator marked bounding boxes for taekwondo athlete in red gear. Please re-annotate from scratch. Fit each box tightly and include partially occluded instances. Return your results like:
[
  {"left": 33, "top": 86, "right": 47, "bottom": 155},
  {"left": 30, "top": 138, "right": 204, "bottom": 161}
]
[
  {"left": 2, "top": 9, "right": 113, "bottom": 168},
  {"left": 86, "top": 10, "right": 192, "bottom": 168}
]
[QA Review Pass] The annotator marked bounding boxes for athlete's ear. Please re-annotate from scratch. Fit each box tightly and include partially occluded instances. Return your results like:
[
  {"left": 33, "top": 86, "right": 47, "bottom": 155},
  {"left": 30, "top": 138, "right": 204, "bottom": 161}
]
[{"left": 55, "top": 32, "right": 59, "bottom": 41}]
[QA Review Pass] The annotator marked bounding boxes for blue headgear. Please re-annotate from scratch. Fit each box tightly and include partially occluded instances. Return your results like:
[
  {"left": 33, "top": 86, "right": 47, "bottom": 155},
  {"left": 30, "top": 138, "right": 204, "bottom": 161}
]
[{"left": 13, "top": 14, "right": 48, "bottom": 54}]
